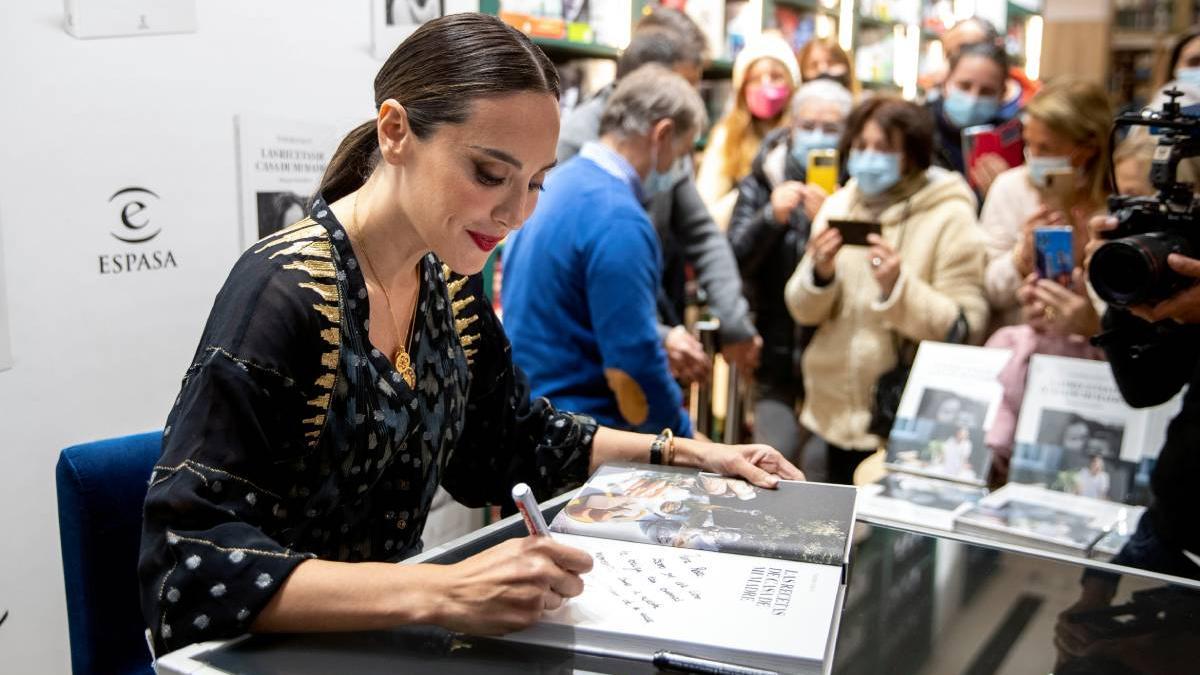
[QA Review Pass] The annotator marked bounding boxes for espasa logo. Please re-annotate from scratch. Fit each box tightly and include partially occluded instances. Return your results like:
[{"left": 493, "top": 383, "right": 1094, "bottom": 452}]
[
  {"left": 109, "top": 186, "right": 161, "bottom": 243},
  {"left": 99, "top": 186, "right": 178, "bottom": 275}
]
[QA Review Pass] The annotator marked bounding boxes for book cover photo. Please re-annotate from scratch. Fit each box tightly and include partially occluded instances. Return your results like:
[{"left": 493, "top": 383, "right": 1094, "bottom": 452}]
[
  {"left": 1008, "top": 355, "right": 1182, "bottom": 504},
  {"left": 884, "top": 343, "right": 1012, "bottom": 486},
  {"left": 234, "top": 115, "right": 338, "bottom": 250},
  {"left": 549, "top": 463, "right": 857, "bottom": 566}
]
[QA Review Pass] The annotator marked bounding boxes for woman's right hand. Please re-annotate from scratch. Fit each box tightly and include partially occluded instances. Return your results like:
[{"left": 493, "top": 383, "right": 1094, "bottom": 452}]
[
  {"left": 431, "top": 536, "right": 593, "bottom": 635},
  {"left": 807, "top": 227, "right": 844, "bottom": 284},
  {"left": 770, "top": 181, "right": 806, "bottom": 224},
  {"left": 1013, "top": 205, "right": 1063, "bottom": 277}
]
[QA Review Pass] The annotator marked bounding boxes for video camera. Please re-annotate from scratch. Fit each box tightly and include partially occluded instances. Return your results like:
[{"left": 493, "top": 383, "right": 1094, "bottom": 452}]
[{"left": 1089, "top": 89, "right": 1200, "bottom": 308}]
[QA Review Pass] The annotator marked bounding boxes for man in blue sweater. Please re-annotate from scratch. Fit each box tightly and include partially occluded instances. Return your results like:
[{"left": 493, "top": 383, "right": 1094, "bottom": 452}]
[{"left": 503, "top": 64, "right": 706, "bottom": 438}]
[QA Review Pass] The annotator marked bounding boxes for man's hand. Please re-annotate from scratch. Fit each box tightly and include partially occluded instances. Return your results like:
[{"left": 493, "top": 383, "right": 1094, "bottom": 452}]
[
  {"left": 1130, "top": 254, "right": 1200, "bottom": 324},
  {"left": 721, "top": 334, "right": 762, "bottom": 373},
  {"left": 770, "top": 181, "right": 805, "bottom": 225},
  {"left": 799, "top": 183, "right": 828, "bottom": 221},
  {"left": 664, "top": 325, "right": 711, "bottom": 385}
]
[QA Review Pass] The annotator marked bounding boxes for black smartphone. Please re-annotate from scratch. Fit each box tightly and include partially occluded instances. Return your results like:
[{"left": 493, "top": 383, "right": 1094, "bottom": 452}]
[{"left": 829, "top": 219, "right": 882, "bottom": 247}]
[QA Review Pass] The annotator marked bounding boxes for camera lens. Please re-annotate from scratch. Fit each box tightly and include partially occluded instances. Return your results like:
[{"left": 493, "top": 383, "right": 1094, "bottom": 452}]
[{"left": 1089, "top": 233, "right": 1190, "bottom": 307}]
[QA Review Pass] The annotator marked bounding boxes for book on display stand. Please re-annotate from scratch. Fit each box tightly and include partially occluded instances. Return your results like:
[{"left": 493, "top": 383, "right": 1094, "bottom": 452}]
[
  {"left": 1007, "top": 354, "right": 1182, "bottom": 505},
  {"left": 496, "top": 462, "right": 858, "bottom": 674},
  {"left": 882, "top": 342, "right": 1012, "bottom": 487}
]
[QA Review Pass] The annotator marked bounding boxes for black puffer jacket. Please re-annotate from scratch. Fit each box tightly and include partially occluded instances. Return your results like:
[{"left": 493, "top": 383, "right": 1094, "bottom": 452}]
[{"left": 727, "top": 128, "right": 814, "bottom": 390}]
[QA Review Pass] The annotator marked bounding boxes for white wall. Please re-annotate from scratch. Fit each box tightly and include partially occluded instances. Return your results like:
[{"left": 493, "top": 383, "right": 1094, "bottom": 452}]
[{"left": 0, "top": 2, "right": 480, "bottom": 670}]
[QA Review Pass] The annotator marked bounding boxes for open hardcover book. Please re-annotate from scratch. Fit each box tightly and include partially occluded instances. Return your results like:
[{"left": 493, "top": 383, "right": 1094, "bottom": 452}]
[
  {"left": 884, "top": 342, "right": 1012, "bottom": 486},
  {"left": 500, "top": 463, "right": 859, "bottom": 674}
]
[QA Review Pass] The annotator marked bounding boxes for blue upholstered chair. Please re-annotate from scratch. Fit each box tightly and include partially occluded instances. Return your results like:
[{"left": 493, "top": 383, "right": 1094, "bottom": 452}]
[{"left": 56, "top": 431, "right": 162, "bottom": 675}]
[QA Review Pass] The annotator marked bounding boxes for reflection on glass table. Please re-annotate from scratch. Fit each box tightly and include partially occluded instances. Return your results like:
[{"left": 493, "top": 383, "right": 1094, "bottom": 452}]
[{"left": 158, "top": 497, "right": 1200, "bottom": 675}]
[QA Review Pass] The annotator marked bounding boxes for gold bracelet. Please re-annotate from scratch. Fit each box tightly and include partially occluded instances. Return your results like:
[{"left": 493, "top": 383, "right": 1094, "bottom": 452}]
[{"left": 663, "top": 428, "right": 675, "bottom": 466}]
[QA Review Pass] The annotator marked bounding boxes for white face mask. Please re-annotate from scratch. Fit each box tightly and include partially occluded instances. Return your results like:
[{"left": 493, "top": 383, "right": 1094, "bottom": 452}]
[{"left": 1026, "top": 153, "right": 1073, "bottom": 188}]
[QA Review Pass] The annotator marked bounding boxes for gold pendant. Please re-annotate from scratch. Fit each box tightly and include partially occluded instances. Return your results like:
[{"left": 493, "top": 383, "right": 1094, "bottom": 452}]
[{"left": 395, "top": 349, "right": 415, "bottom": 389}]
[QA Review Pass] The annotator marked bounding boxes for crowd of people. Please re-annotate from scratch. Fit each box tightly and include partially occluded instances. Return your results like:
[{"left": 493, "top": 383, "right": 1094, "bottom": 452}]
[
  {"left": 500, "top": 9, "right": 1198, "bottom": 487},
  {"left": 138, "top": 9, "right": 1200, "bottom": 655}
]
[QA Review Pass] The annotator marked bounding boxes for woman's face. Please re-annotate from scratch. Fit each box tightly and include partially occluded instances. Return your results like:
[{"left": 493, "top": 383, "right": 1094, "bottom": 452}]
[
  {"left": 1023, "top": 116, "right": 1094, "bottom": 169},
  {"left": 944, "top": 54, "right": 1005, "bottom": 99},
  {"left": 384, "top": 92, "right": 559, "bottom": 275},
  {"left": 744, "top": 58, "right": 793, "bottom": 101},
  {"left": 934, "top": 397, "right": 962, "bottom": 425},
  {"left": 1062, "top": 422, "right": 1090, "bottom": 453},
  {"left": 1175, "top": 36, "right": 1200, "bottom": 75},
  {"left": 853, "top": 119, "right": 900, "bottom": 154},
  {"left": 802, "top": 45, "right": 847, "bottom": 82}
]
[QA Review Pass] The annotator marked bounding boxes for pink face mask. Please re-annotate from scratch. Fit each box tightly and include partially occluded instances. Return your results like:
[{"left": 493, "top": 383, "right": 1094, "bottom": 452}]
[{"left": 746, "top": 83, "right": 790, "bottom": 120}]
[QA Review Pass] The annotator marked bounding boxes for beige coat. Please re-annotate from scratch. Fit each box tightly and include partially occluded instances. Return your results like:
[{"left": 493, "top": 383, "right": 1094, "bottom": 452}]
[{"left": 784, "top": 167, "right": 989, "bottom": 450}]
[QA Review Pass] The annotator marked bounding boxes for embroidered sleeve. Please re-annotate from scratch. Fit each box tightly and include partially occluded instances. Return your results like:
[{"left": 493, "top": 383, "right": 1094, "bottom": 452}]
[
  {"left": 439, "top": 271, "right": 598, "bottom": 505},
  {"left": 138, "top": 350, "right": 313, "bottom": 656}
]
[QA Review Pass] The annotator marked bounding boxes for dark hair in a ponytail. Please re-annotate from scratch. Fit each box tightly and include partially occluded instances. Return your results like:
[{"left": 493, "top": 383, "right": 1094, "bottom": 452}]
[{"left": 317, "top": 13, "right": 560, "bottom": 204}]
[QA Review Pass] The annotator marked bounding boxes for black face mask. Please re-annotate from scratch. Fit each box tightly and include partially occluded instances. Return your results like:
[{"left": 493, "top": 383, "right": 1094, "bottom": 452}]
[{"left": 811, "top": 72, "right": 851, "bottom": 89}]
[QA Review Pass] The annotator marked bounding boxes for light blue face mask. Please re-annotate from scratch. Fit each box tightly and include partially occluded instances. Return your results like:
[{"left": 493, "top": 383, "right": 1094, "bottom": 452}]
[
  {"left": 790, "top": 129, "right": 840, "bottom": 167},
  {"left": 943, "top": 88, "right": 1000, "bottom": 129},
  {"left": 642, "top": 153, "right": 690, "bottom": 202},
  {"left": 1176, "top": 66, "right": 1200, "bottom": 89},
  {"left": 1026, "top": 153, "right": 1073, "bottom": 188},
  {"left": 848, "top": 150, "right": 902, "bottom": 196}
]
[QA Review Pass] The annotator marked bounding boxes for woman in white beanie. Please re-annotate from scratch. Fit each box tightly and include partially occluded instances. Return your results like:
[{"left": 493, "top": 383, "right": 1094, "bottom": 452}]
[{"left": 698, "top": 33, "right": 800, "bottom": 229}]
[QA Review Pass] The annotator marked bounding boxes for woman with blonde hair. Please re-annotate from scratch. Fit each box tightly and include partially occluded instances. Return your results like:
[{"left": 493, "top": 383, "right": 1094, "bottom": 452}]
[
  {"left": 797, "top": 37, "right": 860, "bottom": 97},
  {"left": 978, "top": 80, "right": 1113, "bottom": 329},
  {"left": 697, "top": 33, "right": 800, "bottom": 227}
]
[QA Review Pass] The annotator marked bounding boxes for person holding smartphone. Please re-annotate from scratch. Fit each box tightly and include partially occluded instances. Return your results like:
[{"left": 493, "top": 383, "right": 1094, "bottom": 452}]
[
  {"left": 979, "top": 80, "right": 1113, "bottom": 331},
  {"left": 783, "top": 97, "right": 988, "bottom": 484},
  {"left": 726, "top": 80, "right": 853, "bottom": 465}
]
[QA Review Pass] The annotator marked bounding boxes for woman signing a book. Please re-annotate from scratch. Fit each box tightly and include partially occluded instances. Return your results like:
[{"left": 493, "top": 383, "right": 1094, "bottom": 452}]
[{"left": 138, "top": 13, "right": 802, "bottom": 657}]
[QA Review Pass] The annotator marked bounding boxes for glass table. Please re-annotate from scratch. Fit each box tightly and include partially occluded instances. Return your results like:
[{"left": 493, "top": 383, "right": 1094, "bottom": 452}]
[{"left": 156, "top": 493, "right": 1200, "bottom": 675}]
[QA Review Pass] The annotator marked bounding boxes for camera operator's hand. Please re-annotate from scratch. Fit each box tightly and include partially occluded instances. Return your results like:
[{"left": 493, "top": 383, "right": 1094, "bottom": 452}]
[
  {"left": 1020, "top": 270, "right": 1101, "bottom": 337},
  {"left": 1083, "top": 214, "right": 1118, "bottom": 272},
  {"left": 1129, "top": 254, "right": 1200, "bottom": 324}
]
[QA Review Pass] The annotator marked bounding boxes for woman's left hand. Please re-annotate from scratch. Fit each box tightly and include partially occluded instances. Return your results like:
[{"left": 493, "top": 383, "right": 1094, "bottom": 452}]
[
  {"left": 1019, "top": 270, "right": 1101, "bottom": 337},
  {"left": 679, "top": 439, "right": 805, "bottom": 488},
  {"left": 866, "top": 233, "right": 902, "bottom": 299}
]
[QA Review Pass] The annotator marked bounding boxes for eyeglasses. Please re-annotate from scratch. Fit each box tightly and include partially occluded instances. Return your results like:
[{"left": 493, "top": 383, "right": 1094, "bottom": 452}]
[{"left": 795, "top": 121, "right": 843, "bottom": 135}]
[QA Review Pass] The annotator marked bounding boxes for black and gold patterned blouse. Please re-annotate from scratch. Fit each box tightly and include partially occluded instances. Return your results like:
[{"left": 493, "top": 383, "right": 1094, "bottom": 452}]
[{"left": 138, "top": 196, "right": 598, "bottom": 655}]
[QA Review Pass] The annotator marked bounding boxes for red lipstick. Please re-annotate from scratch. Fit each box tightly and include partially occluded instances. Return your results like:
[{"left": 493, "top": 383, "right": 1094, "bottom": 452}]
[{"left": 468, "top": 230, "right": 504, "bottom": 252}]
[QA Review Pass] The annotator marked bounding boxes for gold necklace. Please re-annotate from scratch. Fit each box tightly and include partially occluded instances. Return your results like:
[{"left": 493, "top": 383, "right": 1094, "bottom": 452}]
[{"left": 351, "top": 193, "right": 419, "bottom": 389}]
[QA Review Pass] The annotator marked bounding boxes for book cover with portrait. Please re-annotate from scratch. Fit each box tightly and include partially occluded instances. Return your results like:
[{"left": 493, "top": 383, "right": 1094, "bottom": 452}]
[
  {"left": 1008, "top": 354, "right": 1182, "bottom": 504},
  {"left": 372, "top": 0, "right": 445, "bottom": 60},
  {"left": 884, "top": 342, "right": 1013, "bottom": 486},
  {"left": 234, "top": 114, "right": 337, "bottom": 250}
]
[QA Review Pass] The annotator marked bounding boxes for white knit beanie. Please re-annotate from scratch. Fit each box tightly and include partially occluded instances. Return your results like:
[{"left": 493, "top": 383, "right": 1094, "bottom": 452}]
[{"left": 732, "top": 32, "right": 801, "bottom": 94}]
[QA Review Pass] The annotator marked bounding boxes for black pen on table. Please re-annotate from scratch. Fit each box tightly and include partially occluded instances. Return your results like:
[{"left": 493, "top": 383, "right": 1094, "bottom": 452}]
[{"left": 511, "top": 482, "right": 551, "bottom": 537}]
